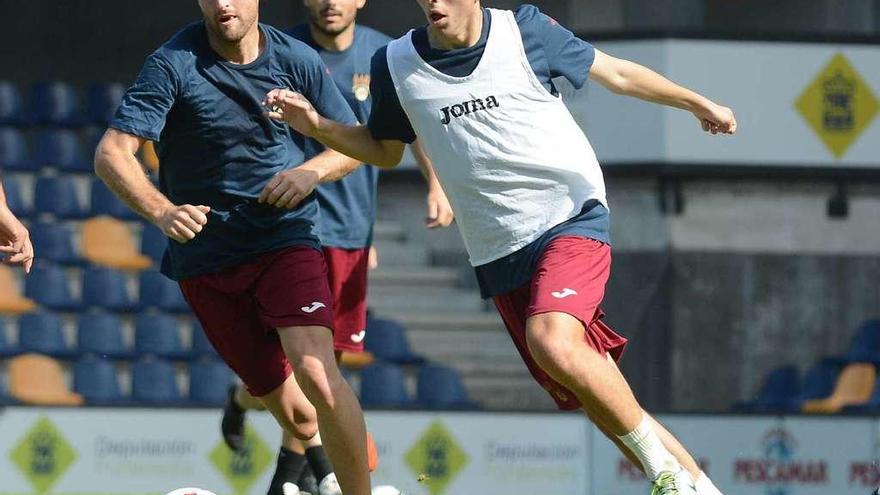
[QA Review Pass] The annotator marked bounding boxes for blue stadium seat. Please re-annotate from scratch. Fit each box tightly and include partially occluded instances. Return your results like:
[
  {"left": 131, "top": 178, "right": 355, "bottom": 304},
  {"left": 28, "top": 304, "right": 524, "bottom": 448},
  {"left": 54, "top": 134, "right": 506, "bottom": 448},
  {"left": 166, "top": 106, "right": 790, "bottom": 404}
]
[
  {"left": 135, "top": 313, "right": 188, "bottom": 359},
  {"left": 140, "top": 225, "right": 167, "bottom": 263},
  {"left": 845, "top": 320, "right": 880, "bottom": 363},
  {"left": 18, "top": 310, "right": 76, "bottom": 359},
  {"left": 33, "top": 176, "right": 86, "bottom": 219},
  {"left": 359, "top": 362, "right": 411, "bottom": 408},
  {"left": 0, "top": 81, "right": 24, "bottom": 125},
  {"left": 85, "top": 82, "right": 125, "bottom": 125},
  {"left": 786, "top": 358, "right": 842, "bottom": 411},
  {"left": 3, "top": 178, "right": 30, "bottom": 219},
  {"left": 82, "top": 266, "right": 137, "bottom": 312},
  {"left": 189, "top": 359, "right": 233, "bottom": 404},
  {"left": 29, "top": 222, "right": 80, "bottom": 265},
  {"left": 732, "top": 365, "right": 801, "bottom": 412},
  {"left": 416, "top": 364, "right": 477, "bottom": 409},
  {"left": 30, "top": 82, "right": 82, "bottom": 127},
  {"left": 25, "top": 263, "right": 80, "bottom": 311},
  {"left": 73, "top": 357, "right": 124, "bottom": 404},
  {"left": 364, "top": 318, "right": 424, "bottom": 365},
  {"left": 139, "top": 270, "right": 190, "bottom": 313},
  {"left": 131, "top": 358, "right": 182, "bottom": 404},
  {"left": 33, "top": 130, "right": 90, "bottom": 173},
  {"left": 77, "top": 311, "right": 132, "bottom": 359},
  {"left": 0, "top": 318, "right": 20, "bottom": 357},
  {"left": 90, "top": 178, "right": 138, "bottom": 219},
  {"left": 190, "top": 319, "right": 218, "bottom": 359},
  {"left": 0, "top": 127, "right": 33, "bottom": 171}
]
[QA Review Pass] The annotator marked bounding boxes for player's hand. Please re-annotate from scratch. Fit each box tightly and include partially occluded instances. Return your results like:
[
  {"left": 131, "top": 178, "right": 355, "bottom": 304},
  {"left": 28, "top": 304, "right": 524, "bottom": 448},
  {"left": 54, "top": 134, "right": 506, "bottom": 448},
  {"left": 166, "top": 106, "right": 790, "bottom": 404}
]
[
  {"left": 259, "top": 168, "right": 320, "bottom": 209},
  {"left": 425, "top": 185, "right": 454, "bottom": 229},
  {"left": 368, "top": 246, "right": 379, "bottom": 270},
  {"left": 264, "top": 89, "right": 321, "bottom": 138},
  {"left": 694, "top": 103, "right": 737, "bottom": 135},
  {"left": 0, "top": 207, "right": 34, "bottom": 273},
  {"left": 157, "top": 204, "right": 210, "bottom": 244}
]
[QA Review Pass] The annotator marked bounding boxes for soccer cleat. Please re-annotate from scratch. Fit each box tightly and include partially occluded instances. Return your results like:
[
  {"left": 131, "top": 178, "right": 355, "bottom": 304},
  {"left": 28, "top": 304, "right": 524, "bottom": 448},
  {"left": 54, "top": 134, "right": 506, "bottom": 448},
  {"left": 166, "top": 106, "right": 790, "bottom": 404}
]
[
  {"left": 317, "top": 473, "right": 343, "bottom": 495},
  {"left": 281, "top": 483, "right": 301, "bottom": 495},
  {"left": 651, "top": 469, "right": 697, "bottom": 495},
  {"left": 221, "top": 385, "right": 247, "bottom": 452}
]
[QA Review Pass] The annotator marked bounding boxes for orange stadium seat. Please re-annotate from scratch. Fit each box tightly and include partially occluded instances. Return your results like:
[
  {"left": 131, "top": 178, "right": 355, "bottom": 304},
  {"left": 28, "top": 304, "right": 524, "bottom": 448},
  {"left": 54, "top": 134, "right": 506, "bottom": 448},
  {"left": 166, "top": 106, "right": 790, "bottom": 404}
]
[
  {"left": 81, "top": 216, "right": 152, "bottom": 271},
  {"left": 801, "top": 362, "right": 876, "bottom": 414},
  {"left": 0, "top": 265, "right": 37, "bottom": 314},
  {"left": 8, "top": 353, "right": 84, "bottom": 406}
]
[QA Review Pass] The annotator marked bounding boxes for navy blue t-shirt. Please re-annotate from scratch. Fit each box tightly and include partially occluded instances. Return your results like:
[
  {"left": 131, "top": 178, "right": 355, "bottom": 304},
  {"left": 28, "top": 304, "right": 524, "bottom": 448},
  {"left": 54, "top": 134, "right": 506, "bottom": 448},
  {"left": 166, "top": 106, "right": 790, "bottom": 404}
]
[
  {"left": 110, "top": 22, "right": 357, "bottom": 280},
  {"left": 364, "top": 5, "right": 610, "bottom": 298},
  {"left": 288, "top": 24, "right": 391, "bottom": 249}
]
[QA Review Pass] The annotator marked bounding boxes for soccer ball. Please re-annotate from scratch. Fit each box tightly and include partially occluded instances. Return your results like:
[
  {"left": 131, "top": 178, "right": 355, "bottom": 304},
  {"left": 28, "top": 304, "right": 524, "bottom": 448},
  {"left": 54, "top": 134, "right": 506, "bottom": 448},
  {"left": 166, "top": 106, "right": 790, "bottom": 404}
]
[
  {"left": 165, "top": 489, "right": 217, "bottom": 495},
  {"left": 372, "top": 486, "right": 403, "bottom": 495}
]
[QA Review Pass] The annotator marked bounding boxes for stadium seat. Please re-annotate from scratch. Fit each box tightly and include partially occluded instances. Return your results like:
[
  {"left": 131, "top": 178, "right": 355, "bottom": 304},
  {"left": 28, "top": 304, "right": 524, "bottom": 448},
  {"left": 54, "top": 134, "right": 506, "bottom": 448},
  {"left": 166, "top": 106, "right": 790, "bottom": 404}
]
[
  {"left": 140, "top": 140, "right": 160, "bottom": 173},
  {"left": 18, "top": 310, "right": 76, "bottom": 359},
  {"left": 131, "top": 358, "right": 181, "bottom": 404},
  {"left": 364, "top": 318, "right": 425, "bottom": 365},
  {"left": 0, "top": 127, "right": 33, "bottom": 171},
  {"left": 73, "top": 356, "right": 124, "bottom": 404},
  {"left": 139, "top": 270, "right": 189, "bottom": 313},
  {"left": 189, "top": 359, "right": 233, "bottom": 404},
  {"left": 135, "top": 313, "right": 188, "bottom": 359},
  {"left": 140, "top": 225, "right": 167, "bottom": 263},
  {"left": 845, "top": 320, "right": 880, "bottom": 363},
  {"left": 3, "top": 178, "right": 30, "bottom": 219},
  {"left": 81, "top": 216, "right": 152, "bottom": 271},
  {"left": 802, "top": 362, "right": 876, "bottom": 413},
  {"left": 30, "top": 81, "right": 82, "bottom": 127},
  {"left": 0, "top": 81, "right": 24, "bottom": 125},
  {"left": 0, "top": 317, "right": 20, "bottom": 357},
  {"left": 189, "top": 319, "right": 218, "bottom": 359},
  {"left": 417, "top": 364, "right": 477, "bottom": 409},
  {"left": 33, "top": 176, "right": 86, "bottom": 219},
  {"left": 29, "top": 222, "right": 81, "bottom": 265},
  {"left": 81, "top": 266, "right": 137, "bottom": 312},
  {"left": 8, "top": 353, "right": 84, "bottom": 406},
  {"left": 89, "top": 179, "right": 140, "bottom": 220},
  {"left": 732, "top": 365, "right": 800, "bottom": 412},
  {"left": 786, "top": 358, "right": 843, "bottom": 410},
  {"left": 33, "top": 130, "right": 90, "bottom": 172},
  {"left": 0, "top": 265, "right": 38, "bottom": 314},
  {"left": 77, "top": 311, "right": 132, "bottom": 359},
  {"left": 85, "top": 82, "right": 125, "bottom": 125},
  {"left": 24, "top": 263, "right": 80, "bottom": 311},
  {"left": 359, "top": 362, "right": 412, "bottom": 408}
]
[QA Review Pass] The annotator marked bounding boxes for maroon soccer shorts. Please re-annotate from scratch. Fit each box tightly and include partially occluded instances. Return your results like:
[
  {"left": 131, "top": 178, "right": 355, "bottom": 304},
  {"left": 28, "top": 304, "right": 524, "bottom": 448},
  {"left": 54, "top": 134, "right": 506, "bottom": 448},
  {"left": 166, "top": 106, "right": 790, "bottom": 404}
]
[
  {"left": 322, "top": 246, "right": 370, "bottom": 353},
  {"left": 491, "top": 236, "right": 628, "bottom": 410},
  {"left": 179, "top": 246, "right": 335, "bottom": 397}
]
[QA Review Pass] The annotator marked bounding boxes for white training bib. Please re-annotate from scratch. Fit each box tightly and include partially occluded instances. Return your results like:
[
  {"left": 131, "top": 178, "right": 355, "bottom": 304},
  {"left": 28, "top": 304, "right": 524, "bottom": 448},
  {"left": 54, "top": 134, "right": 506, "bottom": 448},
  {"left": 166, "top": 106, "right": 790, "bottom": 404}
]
[{"left": 387, "top": 8, "right": 607, "bottom": 266}]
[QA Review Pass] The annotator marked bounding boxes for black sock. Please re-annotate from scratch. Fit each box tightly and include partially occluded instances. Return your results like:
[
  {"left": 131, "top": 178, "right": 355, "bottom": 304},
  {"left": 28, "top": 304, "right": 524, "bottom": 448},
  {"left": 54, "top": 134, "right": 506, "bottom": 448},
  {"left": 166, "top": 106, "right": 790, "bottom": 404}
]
[
  {"left": 305, "top": 445, "right": 334, "bottom": 482},
  {"left": 272, "top": 446, "right": 308, "bottom": 485}
]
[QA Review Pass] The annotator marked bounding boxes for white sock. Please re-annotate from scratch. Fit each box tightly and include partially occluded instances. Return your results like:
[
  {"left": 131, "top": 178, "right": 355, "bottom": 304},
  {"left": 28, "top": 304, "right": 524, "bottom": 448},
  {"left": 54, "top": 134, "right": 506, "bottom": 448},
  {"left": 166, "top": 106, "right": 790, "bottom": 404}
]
[
  {"left": 617, "top": 414, "right": 680, "bottom": 480},
  {"left": 695, "top": 471, "right": 724, "bottom": 495}
]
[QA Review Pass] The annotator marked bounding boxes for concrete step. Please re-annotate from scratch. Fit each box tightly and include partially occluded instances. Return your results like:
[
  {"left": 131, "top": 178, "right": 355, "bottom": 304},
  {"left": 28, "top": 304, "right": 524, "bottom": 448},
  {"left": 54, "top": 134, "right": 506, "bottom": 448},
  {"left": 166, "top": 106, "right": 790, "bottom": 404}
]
[
  {"left": 463, "top": 375, "right": 558, "bottom": 411},
  {"left": 368, "top": 287, "right": 487, "bottom": 312},
  {"left": 372, "top": 240, "right": 429, "bottom": 266},
  {"left": 369, "top": 266, "right": 462, "bottom": 288},
  {"left": 406, "top": 328, "right": 516, "bottom": 360},
  {"left": 374, "top": 310, "right": 504, "bottom": 333},
  {"left": 373, "top": 221, "right": 407, "bottom": 242}
]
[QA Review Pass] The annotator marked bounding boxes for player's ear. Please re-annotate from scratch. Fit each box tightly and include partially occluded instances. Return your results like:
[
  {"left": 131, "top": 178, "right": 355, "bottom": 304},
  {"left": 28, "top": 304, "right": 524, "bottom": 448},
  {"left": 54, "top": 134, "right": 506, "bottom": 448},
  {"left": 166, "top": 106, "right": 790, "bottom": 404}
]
[{"left": 357, "top": 0, "right": 367, "bottom": 9}]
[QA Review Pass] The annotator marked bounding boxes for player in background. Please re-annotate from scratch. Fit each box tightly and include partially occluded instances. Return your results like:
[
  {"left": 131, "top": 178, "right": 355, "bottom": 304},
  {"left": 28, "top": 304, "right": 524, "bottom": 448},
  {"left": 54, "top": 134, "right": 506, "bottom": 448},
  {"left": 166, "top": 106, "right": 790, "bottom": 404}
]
[
  {"left": 94, "top": 1, "right": 373, "bottom": 494},
  {"left": 262, "top": 1, "right": 737, "bottom": 494},
  {"left": 0, "top": 178, "right": 34, "bottom": 272},
  {"left": 220, "top": 1, "right": 454, "bottom": 493}
]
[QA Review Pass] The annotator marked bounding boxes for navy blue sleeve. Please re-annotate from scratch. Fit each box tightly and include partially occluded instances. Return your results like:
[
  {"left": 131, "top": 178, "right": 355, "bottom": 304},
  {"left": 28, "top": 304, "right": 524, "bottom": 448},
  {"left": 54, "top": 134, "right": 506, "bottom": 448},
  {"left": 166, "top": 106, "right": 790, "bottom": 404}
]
[
  {"left": 110, "top": 53, "right": 179, "bottom": 141},
  {"left": 516, "top": 4, "right": 595, "bottom": 90},
  {"left": 299, "top": 49, "right": 358, "bottom": 126},
  {"left": 367, "top": 47, "right": 416, "bottom": 144}
]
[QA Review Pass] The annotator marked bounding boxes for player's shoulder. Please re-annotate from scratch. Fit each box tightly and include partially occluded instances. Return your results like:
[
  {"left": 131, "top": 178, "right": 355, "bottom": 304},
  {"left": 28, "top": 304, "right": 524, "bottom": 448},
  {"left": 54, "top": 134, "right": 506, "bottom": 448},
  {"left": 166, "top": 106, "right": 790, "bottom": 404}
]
[
  {"left": 285, "top": 23, "right": 312, "bottom": 44},
  {"left": 355, "top": 24, "right": 394, "bottom": 48},
  {"left": 152, "top": 21, "right": 204, "bottom": 65},
  {"left": 264, "top": 24, "right": 324, "bottom": 65}
]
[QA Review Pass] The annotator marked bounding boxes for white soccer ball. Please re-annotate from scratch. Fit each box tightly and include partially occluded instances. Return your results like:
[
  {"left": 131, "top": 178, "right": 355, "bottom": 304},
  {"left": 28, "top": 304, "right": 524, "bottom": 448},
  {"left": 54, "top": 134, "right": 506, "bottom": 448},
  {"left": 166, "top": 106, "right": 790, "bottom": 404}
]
[
  {"left": 372, "top": 486, "right": 403, "bottom": 495},
  {"left": 165, "top": 489, "right": 217, "bottom": 495}
]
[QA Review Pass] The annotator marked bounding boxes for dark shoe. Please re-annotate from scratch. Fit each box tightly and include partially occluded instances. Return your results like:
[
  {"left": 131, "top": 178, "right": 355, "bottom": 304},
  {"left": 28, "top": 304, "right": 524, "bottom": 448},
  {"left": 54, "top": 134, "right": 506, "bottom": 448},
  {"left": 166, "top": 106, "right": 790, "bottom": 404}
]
[{"left": 221, "top": 385, "right": 246, "bottom": 451}]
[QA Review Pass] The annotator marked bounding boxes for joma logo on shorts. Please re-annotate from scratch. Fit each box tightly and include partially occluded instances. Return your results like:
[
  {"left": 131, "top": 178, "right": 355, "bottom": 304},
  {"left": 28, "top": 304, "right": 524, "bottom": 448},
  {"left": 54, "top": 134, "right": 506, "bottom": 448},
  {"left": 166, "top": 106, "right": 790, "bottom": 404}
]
[{"left": 440, "top": 95, "right": 500, "bottom": 125}]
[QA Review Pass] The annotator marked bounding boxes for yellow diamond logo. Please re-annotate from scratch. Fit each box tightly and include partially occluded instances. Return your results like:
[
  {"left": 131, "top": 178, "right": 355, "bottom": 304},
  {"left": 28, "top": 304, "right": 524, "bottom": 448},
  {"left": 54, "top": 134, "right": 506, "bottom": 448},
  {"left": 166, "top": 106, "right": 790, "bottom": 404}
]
[
  {"left": 10, "top": 416, "right": 77, "bottom": 493},
  {"left": 405, "top": 420, "right": 469, "bottom": 495},
  {"left": 210, "top": 425, "right": 273, "bottom": 494},
  {"left": 795, "top": 53, "right": 879, "bottom": 158}
]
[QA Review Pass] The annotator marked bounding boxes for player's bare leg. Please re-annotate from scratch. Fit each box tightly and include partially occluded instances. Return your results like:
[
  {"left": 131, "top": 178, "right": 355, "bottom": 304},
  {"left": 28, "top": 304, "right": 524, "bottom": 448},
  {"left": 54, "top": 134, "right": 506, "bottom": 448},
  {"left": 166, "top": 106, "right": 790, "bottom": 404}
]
[
  {"left": 277, "top": 325, "right": 370, "bottom": 495},
  {"left": 525, "top": 312, "right": 695, "bottom": 492}
]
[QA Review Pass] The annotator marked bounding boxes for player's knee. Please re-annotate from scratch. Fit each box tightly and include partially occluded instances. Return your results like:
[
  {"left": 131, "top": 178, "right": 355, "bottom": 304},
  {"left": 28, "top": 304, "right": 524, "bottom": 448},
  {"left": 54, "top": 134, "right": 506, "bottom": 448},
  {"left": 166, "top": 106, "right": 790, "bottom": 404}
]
[
  {"left": 525, "top": 316, "right": 578, "bottom": 373},
  {"left": 277, "top": 408, "right": 318, "bottom": 441},
  {"left": 293, "top": 355, "right": 345, "bottom": 411}
]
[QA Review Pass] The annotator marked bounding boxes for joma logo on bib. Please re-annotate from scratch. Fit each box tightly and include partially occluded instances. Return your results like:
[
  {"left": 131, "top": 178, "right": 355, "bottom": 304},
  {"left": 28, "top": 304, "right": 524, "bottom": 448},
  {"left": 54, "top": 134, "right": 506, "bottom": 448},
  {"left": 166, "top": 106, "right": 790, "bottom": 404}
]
[{"left": 440, "top": 96, "right": 500, "bottom": 125}]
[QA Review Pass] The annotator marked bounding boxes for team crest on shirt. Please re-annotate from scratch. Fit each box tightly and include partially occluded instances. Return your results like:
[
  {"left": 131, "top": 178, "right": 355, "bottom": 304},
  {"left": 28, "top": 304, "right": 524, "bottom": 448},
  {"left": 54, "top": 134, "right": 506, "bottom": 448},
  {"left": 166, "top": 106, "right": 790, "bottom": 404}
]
[{"left": 352, "top": 73, "right": 371, "bottom": 101}]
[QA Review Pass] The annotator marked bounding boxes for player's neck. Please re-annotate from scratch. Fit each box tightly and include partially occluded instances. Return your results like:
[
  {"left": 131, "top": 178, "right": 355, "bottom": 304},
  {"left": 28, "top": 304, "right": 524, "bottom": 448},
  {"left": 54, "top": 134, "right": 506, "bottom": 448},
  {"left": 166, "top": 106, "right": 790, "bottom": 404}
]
[
  {"left": 206, "top": 23, "right": 264, "bottom": 64},
  {"left": 309, "top": 22, "right": 356, "bottom": 52},
  {"left": 427, "top": 8, "right": 483, "bottom": 50}
]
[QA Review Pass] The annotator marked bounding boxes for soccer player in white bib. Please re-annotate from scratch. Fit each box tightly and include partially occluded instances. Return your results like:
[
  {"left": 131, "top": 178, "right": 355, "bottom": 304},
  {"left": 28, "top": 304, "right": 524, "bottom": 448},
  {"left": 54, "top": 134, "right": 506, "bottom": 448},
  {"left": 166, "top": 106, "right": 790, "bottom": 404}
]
[{"left": 263, "top": 1, "right": 736, "bottom": 494}]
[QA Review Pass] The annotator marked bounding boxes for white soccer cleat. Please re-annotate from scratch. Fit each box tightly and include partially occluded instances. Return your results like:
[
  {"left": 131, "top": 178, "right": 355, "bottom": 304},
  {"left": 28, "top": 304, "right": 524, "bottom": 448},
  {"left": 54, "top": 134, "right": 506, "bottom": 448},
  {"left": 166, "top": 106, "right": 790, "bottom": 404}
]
[
  {"left": 651, "top": 469, "right": 697, "bottom": 495},
  {"left": 372, "top": 486, "right": 403, "bottom": 495},
  {"left": 318, "top": 473, "right": 342, "bottom": 495},
  {"left": 282, "top": 482, "right": 301, "bottom": 495}
]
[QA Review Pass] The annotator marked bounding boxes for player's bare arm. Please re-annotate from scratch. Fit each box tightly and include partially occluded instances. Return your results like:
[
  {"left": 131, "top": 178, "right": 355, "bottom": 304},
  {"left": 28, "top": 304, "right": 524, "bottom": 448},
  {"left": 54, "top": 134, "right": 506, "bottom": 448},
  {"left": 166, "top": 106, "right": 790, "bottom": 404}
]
[
  {"left": 95, "top": 129, "right": 210, "bottom": 244},
  {"left": 264, "top": 88, "right": 405, "bottom": 167},
  {"left": 589, "top": 49, "right": 737, "bottom": 135},
  {"left": 0, "top": 180, "right": 34, "bottom": 273},
  {"left": 412, "top": 139, "right": 454, "bottom": 228},
  {"left": 258, "top": 149, "right": 361, "bottom": 209}
]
